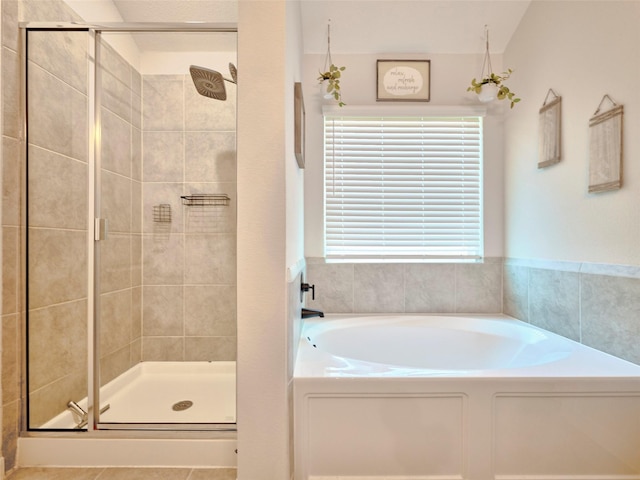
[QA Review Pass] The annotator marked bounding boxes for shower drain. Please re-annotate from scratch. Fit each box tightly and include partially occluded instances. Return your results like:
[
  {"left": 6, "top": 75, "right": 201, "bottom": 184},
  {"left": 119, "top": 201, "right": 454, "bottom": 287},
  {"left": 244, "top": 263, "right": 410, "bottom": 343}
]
[{"left": 172, "top": 400, "right": 193, "bottom": 411}]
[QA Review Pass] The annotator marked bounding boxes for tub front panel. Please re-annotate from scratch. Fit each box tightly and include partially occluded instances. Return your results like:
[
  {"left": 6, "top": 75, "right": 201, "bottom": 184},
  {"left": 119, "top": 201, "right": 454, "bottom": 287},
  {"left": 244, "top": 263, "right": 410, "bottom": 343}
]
[
  {"left": 306, "top": 394, "right": 465, "bottom": 477},
  {"left": 294, "top": 315, "right": 640, "bottom": 480}
]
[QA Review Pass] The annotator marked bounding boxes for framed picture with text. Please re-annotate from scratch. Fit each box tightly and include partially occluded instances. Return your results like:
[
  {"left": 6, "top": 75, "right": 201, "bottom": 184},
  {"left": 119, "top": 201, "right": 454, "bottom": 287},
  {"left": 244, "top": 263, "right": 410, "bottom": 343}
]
[{"left": 377, "top": 59, "right": 430, "bottom": 102}]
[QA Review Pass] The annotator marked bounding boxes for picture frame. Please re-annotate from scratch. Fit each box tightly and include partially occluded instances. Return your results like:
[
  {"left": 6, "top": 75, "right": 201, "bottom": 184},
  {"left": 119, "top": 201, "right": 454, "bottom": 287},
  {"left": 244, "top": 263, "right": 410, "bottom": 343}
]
[
  {"left": 294, "top": 82, "right": 305, "bottom": 168},
  {"left": 538, "top": 89, "right": 562, "bottom": 169},
  {"left": 588, "top": 95, "right": 623, "bottom": 193},
  {"left": 376, "top": 59, "right": 430, "bottom": 102}
]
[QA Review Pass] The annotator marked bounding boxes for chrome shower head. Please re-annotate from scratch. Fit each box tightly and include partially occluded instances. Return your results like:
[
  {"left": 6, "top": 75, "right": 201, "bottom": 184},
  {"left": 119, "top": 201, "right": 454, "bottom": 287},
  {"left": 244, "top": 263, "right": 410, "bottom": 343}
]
[{"left": 189, "top": 65, "right": 227, "bottom": 101}]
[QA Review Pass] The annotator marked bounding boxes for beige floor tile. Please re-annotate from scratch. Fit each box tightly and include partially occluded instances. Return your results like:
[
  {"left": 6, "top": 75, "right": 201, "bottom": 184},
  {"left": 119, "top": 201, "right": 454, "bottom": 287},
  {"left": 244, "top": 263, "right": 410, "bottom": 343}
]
[
  {"left": 188, "top": 469, "right": 236, "bottom": 480},
  {"left": 6, "top": 467, "right": 104, "bottom": 480},
  {"left": 96, "top": 468, "right": 191, "bottom": 480}
]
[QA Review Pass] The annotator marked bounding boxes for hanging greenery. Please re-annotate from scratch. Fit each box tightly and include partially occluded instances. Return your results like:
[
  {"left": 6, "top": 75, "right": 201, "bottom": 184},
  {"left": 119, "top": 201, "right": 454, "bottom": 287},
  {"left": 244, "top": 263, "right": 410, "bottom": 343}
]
[
  {"left": 467, "top": 26, "right": 520, "bottom": 109},
  {"left": 318, "top": 21, "right": 346, "bottom": 107}
]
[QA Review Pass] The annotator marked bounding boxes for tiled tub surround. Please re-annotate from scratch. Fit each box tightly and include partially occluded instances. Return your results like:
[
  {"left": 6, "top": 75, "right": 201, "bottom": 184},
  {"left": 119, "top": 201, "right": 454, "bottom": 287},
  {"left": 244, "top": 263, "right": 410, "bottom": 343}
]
[
  {"left": 305, "top": 257, "right": 503, "bottom": 314},
  {"left": 306, "top": 257, "right": 640, "bottom": 367},
  {"left": 504, "top": 258, "right": 640, "bottom": 366}
]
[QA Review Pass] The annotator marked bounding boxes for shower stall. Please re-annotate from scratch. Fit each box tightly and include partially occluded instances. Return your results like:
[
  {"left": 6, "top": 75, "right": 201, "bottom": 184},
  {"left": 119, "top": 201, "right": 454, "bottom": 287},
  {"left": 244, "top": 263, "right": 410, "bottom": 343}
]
[{"left": 23, "top": 22, "right": 237, "bottom": 434}]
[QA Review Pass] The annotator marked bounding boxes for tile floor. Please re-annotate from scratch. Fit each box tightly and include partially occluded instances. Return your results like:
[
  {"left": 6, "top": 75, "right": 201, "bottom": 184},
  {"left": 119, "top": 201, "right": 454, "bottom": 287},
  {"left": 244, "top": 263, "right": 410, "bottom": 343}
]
[{"left": 5, "top": 467, "right": 236, "bottom": 480}]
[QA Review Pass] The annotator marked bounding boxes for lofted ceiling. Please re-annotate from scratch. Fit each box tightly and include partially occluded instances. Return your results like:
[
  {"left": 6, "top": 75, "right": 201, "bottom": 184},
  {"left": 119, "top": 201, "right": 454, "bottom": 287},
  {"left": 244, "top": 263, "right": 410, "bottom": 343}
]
[
  {"left": 300, "top": 0, "right": 531, "bottom": 55},
  {"left": 80, "top": 0, "right": 531, "bottom": 54}
]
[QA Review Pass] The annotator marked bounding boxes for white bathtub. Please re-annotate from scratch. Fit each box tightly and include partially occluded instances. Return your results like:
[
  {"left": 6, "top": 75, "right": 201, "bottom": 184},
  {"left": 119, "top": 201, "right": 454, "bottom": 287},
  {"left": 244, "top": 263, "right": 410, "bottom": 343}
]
[{"left": 294, "top": 314, "right": 640, "bottom": 480}]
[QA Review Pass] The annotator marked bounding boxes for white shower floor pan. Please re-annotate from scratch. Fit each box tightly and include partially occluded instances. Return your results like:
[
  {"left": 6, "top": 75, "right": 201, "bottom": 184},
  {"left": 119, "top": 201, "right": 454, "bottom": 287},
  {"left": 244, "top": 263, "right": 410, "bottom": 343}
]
[
  {"left": 18, "top": 362, "right": 237, "bottom": 467},
  {"left": 99, "top": 360, "right": 236, "bottom": 425},
  {"left": 42, "top": 361, "right": 236, "bottom": 427}
]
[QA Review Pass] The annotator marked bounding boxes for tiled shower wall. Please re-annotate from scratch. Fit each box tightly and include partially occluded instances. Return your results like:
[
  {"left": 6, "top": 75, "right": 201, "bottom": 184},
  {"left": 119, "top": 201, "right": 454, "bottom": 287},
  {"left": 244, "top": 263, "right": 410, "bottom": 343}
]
[{"left": 141, "top": 74, "right": 237, "bottom": 361}]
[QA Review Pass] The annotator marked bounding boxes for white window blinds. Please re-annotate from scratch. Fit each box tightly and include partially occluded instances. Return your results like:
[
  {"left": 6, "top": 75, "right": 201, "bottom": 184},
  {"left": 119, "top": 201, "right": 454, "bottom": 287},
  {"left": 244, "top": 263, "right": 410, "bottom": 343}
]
[{"left": 324, "top": 115, "right": 483, "bottom": 261}]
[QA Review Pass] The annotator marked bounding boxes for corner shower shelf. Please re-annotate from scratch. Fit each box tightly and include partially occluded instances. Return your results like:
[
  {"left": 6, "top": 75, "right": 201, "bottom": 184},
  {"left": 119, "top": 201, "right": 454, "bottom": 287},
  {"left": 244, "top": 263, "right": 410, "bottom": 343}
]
[{"left": 181, "top": 194, "right": 230, "bottom": 207}]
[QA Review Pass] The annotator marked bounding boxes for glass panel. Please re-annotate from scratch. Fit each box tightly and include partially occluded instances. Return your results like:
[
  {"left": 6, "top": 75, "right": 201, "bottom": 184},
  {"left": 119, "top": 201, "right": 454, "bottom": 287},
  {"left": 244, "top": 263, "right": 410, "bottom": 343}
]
[
  {"left": 96, "top": 32, "right": 237, "bottom": 427},
  {"left": 26, "top": 29, "right": 90, "bottom": 429}
]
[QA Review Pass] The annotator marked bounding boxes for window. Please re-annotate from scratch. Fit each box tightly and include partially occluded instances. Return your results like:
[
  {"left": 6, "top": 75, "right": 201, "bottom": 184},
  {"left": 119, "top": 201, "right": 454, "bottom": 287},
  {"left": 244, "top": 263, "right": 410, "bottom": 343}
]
[{"left": 324, "top": 112, "right": 483, "bottom": 261}]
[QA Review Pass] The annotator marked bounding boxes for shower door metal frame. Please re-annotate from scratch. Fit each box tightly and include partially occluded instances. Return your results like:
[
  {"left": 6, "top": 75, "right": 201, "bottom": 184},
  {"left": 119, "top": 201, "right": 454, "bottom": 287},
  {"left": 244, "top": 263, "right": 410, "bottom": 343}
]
[{"left": 22, "top": 22, "right": 238, "bottom": 433}]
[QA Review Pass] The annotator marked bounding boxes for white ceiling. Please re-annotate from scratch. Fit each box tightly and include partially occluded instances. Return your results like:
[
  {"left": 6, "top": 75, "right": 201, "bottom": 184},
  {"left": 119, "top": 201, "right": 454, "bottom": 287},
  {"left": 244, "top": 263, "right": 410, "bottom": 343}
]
[{"left": 99, "top": 0, "right": 531, "bottom": 54}]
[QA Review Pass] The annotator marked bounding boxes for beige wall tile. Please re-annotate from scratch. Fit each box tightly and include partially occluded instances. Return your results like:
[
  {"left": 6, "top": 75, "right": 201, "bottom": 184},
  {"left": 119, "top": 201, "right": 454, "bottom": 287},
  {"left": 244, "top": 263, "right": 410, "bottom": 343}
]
[
  {"left": 100, "top": 290, "right": 133, "bottom": 356},
  {"left": 27, "top": 30, "right": 88, "bottom": 94},
  {"left": 28, "top": 63, "right": 88, "bottom": 161},
  {"left": 185, "top": 77, "right": 236, "bottom": 132},
  {"left": 2, "top": 227, "right": 18, "bottom": 314},
  {"left": 28, "top": 145, "right": 87, "bottom": 229},
  {"left": 28, "top": 228, "right": 87, "bottom": 309},
  {"left": 100, "top": 344, "right": 131, "bottom": 387},
  {"left": 102, "top": 108, "right": 132, "bottom": 177},
  {"left": 184, "top": 286, "right": 236, "bottom": 336},
  {"left": 28, "top": 300, "right": 87, "bottom": 391},
  {"left": 2, "top": 314, "right": 20, "bottom": 405},
  {"left": 184, "top": 234, "right": 236, "bottom": 285},
  {"left": 455, "top": 261, "right": 503, "bottom": 313},
  {"left": 2, "top": 47, "right": 20, "bottom": 139},
  {"left": 529, "top": 268, "right": 580, "bottom": 341},
  {"left": 3, "top": 400, "right": 19, "bottom": 471},
  {"left": 29, "top": 364, "right": 87, "bottom": 428},
  {"left": 142, "top": 286, "right": 184, "bottom": 336},
  {"left": 142, "top": 337, "right": 184, "bottom": 361},
  {"left": 2, "top": 136, "right": 20, "bottom": 226},
  {"left": 305, "top": 261, "right": 354, "bottom": 313},
  {"left": 143, "top": 131, "right": 184, "bottom": 182},
  {"left": 131, "top": 286, "right": 143, "bottom": 339},
  {"left": 101, "top": 170, "right": 132, "bottom": 234},
  {"left": 503, "top": 263, "right": 529, "bottom": 320},
  {"left": 184, "top": 336, "right": 236, "bottom": 361},
  {"left": 2, "top": 0, "right": 19, "bottom": 52},
  {"left": 582, "top": 274, "right": 640, "bottom": 364},
  {"left": 354, "top": 263, "right": 405, "bottom": 313},
  {"left": 100, "top": 234, "right": 132, "bottom": 294},
  {"left": 131, "top": 127, "right": 142, "bottom": 181},
  {"left": 142, "top": 234, "right": 184, "bottom": 285},
  {"left": 102, "top": 69, "right": 132, "bottom": 124},
  {"left": 405, "top": 264, "right": 456, "bottom": 313},
  {"left": 143, "top": 75, "right": 184, "bottom": 131},
  {"left": 185, "top": 132, "right": 236, "bottom": 183}
]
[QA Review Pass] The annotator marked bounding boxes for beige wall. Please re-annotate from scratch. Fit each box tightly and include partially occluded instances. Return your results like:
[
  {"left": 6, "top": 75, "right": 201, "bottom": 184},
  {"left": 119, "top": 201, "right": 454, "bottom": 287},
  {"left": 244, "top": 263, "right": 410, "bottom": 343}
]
[
  {"left": 503, "top": 1, "right": 640, "bottom": 265},
  {"left": 501, "top": 1, "right": 640, "bottom": 368}
]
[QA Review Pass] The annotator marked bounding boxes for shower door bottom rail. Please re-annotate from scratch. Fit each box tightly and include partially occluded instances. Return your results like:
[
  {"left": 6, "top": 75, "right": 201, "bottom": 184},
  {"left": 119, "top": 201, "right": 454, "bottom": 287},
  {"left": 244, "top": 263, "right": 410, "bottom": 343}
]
[{"left": 97, "top": 422, "right": 237, "bottom": 432}]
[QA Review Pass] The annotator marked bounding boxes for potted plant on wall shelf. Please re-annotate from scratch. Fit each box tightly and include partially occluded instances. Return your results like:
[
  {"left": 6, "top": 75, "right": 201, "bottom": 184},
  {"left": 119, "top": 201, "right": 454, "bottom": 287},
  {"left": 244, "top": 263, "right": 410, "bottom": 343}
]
[
  {"left": 467, "top": 26, "right": 521, "bottom": 109},
  {"left": 467, "top": 69, "right": 520, "bottom": 108},
  {"left": 318, "top": 63, "right": 346, "bottom": 107}
]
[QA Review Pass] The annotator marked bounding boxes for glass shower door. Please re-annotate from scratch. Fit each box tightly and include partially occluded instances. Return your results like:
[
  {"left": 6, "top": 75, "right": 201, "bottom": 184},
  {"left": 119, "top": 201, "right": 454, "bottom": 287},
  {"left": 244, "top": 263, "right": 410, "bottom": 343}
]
[
  {"left": 25, "top": 25, "right": 237, "bottom": 431},
  {"left": 25, "top": 28, "right": 91, "bottom": 430}
]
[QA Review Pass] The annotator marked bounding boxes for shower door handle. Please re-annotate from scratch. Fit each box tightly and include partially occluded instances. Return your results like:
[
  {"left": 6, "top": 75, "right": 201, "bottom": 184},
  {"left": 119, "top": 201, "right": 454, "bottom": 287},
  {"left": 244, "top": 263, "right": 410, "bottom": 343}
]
[{"left": 95, "top": 218, "right": 108, "bottom": 241}]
